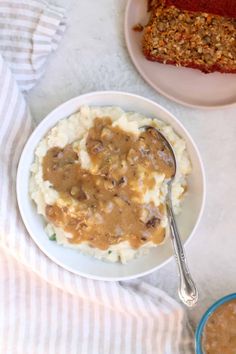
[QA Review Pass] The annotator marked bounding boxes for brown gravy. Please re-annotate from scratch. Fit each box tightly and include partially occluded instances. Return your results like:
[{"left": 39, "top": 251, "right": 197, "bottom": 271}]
[
  {"left": 202, "top": 299, "right": 236, "bottom": 354},
  {"left": 43, "top": 117, "right": 175, "bottom": 250}
]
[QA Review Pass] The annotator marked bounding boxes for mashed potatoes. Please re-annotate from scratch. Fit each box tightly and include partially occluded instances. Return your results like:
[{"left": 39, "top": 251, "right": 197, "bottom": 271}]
[{"left": 30, "top": 106, "right": 191, "bottom": 263}]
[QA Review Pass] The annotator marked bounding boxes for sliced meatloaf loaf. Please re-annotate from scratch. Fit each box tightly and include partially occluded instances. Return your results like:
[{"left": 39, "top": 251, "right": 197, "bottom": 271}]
[{"left": 143, "top": 0, "right": 236, "bottom": 73}]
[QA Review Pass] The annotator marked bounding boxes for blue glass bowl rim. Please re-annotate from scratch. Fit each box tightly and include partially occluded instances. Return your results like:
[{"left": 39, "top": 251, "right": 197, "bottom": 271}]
[{"left": 195, "top": 293, "right": 236, "bottom": 354}]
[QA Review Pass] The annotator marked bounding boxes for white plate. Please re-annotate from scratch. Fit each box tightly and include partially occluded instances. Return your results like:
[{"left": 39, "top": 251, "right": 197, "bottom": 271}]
[
  {"left": 17, "top": 91, "right": 205, "bottom": 281},
  {"left": 124, "top": 0, "right": 236, "bottom": 109}
]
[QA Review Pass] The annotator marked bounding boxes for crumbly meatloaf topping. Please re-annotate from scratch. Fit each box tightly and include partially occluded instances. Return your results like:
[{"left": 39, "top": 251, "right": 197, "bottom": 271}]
[{"left": 143, "top": 1, "right": 236, "bottom": 73}]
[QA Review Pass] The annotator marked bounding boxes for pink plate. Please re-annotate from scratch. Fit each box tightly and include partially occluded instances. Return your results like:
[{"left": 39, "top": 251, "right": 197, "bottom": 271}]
[{"left": 124, "top": 0, "right": 236, "bottom": 109}]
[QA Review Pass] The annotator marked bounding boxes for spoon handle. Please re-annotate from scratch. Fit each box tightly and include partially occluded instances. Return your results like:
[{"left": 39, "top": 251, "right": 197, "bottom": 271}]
[{"left": 166, "top": 187, "right": 198, "bottom": 307}]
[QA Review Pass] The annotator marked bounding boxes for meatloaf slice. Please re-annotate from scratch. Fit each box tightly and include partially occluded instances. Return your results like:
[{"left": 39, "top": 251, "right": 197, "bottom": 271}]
[
  {"left": 143, "top": 0, "right": 236, "bottom": 73},
  {"left": 156, "top": 0, "right": 236, "bottom": 19}
]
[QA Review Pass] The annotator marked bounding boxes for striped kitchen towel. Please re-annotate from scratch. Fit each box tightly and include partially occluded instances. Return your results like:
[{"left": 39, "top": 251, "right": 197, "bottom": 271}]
[{"left": 0, "top": 1, "right": 194, "bottom": 353}]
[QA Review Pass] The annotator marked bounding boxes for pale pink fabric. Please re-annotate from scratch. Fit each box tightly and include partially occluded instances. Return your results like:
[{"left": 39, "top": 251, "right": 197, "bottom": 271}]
[{"left": 0, "top": 1, "right": 194, "bottom": 353}]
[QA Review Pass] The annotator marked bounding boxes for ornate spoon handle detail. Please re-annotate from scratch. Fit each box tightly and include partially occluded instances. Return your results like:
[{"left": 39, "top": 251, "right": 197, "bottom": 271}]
[{"left": 166, "top": 184, "right": 198, "bottom": 307}]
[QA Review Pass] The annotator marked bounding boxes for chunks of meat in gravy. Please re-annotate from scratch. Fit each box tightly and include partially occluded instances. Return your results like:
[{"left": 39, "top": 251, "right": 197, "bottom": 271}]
[{"left": 43, "top": 117, "right": 175, "bottom": 250}]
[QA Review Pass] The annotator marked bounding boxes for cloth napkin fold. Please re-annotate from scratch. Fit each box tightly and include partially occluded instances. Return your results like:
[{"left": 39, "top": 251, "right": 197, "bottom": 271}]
[{"left": 0, "top": 1, "right": 194, "bottom": 353}]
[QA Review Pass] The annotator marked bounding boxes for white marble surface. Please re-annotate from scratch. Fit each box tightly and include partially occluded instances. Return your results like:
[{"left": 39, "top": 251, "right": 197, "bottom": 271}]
[{"left": 28, "top": 0, "right": 236, "bottom": 328}]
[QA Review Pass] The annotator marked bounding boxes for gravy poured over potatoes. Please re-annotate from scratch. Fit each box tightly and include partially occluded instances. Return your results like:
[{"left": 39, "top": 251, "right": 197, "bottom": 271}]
[
  {"left": 30, "top": 106, "right": 191, "bottom": 263},
  {"left": 43, "top": 118, "right": 174, "bottom": 250}
]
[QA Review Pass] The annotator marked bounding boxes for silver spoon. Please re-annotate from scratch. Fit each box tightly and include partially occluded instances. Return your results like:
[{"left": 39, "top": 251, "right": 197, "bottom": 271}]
[{"left": 141, "top": 126, "right": 198, "bottom": 307}]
